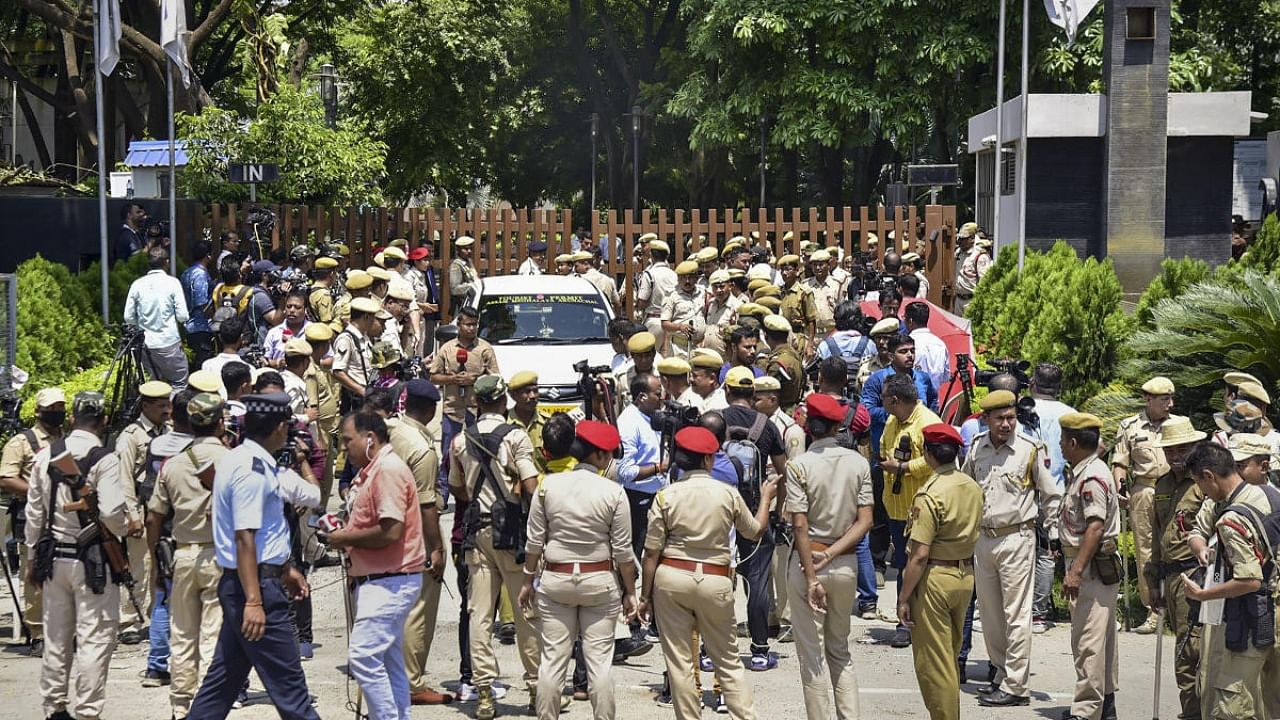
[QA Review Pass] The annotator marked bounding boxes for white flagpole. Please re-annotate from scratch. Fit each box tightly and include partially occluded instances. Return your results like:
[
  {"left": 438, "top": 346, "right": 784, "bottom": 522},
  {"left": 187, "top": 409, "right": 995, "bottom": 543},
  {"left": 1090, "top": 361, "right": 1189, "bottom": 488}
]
[
  {"left": 167, "top": 57, "right": 177, "bottom": 276},
  {"left": 1017, "top": 0, "right": 1030, "bottom": 271},
  {"left": 94, "top": 3, "right": 109, "bottom": 322},
  {"left": 993, "top": 0, "right": 1006, "bottom": 252}
]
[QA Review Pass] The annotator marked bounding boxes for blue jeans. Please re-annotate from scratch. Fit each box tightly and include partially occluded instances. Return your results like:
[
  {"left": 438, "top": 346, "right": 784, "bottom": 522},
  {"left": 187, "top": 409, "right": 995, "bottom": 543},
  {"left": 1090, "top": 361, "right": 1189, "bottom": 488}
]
[
  {"left": 187, "top": 571, "right": 318, "bottom": 720},
  {"left": 438, "top": 412, "right": 475, "bottom": 506},
  {"left": 856, "top": 535, "right": 877, "bottom": 610},
  {"left": 737, "top": 525, "right": 776, "bottom": 654},
  {"left": 959, "top": 592, "right": 977, "bottom": 662},
  {"left": 350, "top": 574, "right": 422, "bottom": 720},
  {"left": 147, "top": 580, "right": 172, "bottom": 672}
]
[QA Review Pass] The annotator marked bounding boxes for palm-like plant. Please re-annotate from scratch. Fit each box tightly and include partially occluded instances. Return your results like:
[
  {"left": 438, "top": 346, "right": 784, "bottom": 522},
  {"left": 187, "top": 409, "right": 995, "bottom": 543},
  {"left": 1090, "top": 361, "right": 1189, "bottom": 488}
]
[{"left": 1125, "top": 269, "right": 1280, "bottom": 427}]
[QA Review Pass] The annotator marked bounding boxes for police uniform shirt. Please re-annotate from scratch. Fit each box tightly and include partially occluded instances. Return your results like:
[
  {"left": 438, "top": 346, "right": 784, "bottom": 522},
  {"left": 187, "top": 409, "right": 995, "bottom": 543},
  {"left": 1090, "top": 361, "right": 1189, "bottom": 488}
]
[
  {"left": 387, "top": 415, "right": 441, "bottom": 508},
  {"left": 526, "top": 464, "right": 631, "bottom": 565},
  {"left": 784, "top": 437, "right": 872, "bottom": 542},
  {"left": 448, "top": 413, "right": 539, "bottom": 513},
  {"left": 1060, "top": 453, "right": 1121, "bottom": 549},
  {"left": 961, "top": 431, "right": 1061, "bottom": 534},
  {"left": 332, "top": 323, "right": 374, "bottom": 388},
  {"left": 661, "top": 286, "right": 707, "bottom": 346},
  {"left": 1150, "top": 469, "right": 1204, "bottom": 571},
  {"left": 1215, "top": 483, "right": 1273, "bottom": 584},
  {"left": 765, "top": 344, "right": 805, "bottom": 407},
  {"left": 803, "top": 275, "right": 842, "bottom": 329},
  {"left": 310, "top": 286, "right": 335, "bottom": 325},
  {"left": 449, "top": 257, "right": 478, "bottom": 300},
  {"left": 148, "top": 437, "right": 228, "bottom": 545},
  {"left": 210, "top": 438, "right": 295, "bottom": 569},
  {"left": 637, "top": 262, "right": 677, "bottom": 317},
  {"left": 510, "top": 412, "right": 546, "bottom": 474},
  {"left": 330, "top": 291, "right": 354, "bottom": 332},
  {"left": 304, "top": 361, "right": 340, "bottom": 426},
  {"left": 24, "top": 429, "right": 127, "bottom": 545},
  {"left": 1112, "top": 412, "right": 1183, "bottom": 487},
  {"left": 280, "top": 368, "right": 310, "bottom": 420},
  {"left": 0, "top": 424, "right": 55, "bottom": 498},
  {"left": 907, "top": 463, "right": 982, "bottom": 561},
  {"left": 771, "top": 409, "right": 805, "bottom": 460},
  {"left": 429, "top": 338, "right": 500, "bottom": 423},
  {"left": 582, "top": 268, "right": 621, "bottom": 310},
  {"left": 702, "top": 295, "right": 743, "bottom": 345},
  {"left": 644, "top": 469, "right": 762, "bottom": 565},
  {"left": 116, "top": 415, "right": 173, "bottom": 522},
  {"left": 780, "top": 283, "right": 817, "bottom": 330}
]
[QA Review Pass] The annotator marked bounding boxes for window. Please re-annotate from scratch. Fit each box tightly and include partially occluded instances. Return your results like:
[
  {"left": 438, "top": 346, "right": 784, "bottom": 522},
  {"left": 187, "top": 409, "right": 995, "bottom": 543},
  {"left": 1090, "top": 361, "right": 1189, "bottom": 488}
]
[
  {"left": 1127, "top": 7, "right": 1155, "bottom": 40},
  {"left": 478, "top": 293, "right": 611, "bottom": 344},
  {"left": 976, "top": 150, "right": 994, "bottom": 232},
  {"left": 1000, "top": 145, "right": 1017, "bottom": 196}
]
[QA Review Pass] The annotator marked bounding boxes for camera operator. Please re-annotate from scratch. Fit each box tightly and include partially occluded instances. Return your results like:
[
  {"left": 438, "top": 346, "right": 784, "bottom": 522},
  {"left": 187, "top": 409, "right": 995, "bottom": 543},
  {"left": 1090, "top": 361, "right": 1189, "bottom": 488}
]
[
  {"left": 244, "top": 260, "right": 283, "bottom": 346},
  {"left": 0, "top": 386, "right": 65, "bottom": 654},
  {"left": 1027, "top": 363, "right": 1076, "bottom": 631},
  {"left": 618, "top": 374, "right": 669, "bottom": 645}
]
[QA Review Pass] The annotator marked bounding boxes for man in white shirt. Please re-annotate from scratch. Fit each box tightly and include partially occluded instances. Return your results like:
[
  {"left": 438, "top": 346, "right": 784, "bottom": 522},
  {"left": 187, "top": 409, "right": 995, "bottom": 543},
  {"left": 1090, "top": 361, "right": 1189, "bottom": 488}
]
[
  {"left": 124, "top": 246, "right": 191, "bottom": 389},
  {"left": 517, "top": 241, "right": 547, "bottom": 275},
  {"left": 903, "top": 301, "right": 949, "bottom": 396}
]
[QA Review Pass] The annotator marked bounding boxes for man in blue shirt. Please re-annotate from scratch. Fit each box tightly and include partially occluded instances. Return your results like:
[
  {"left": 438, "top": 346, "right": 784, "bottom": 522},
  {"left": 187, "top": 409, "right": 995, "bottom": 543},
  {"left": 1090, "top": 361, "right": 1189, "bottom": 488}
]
[
  {"left": 187, "top": 393, "right": 319, "bottom": 719},
  {"left": 181, "top": 240, "right": 217, "bottom": 367},
  {"left": 617, "top": 373, "right": 668, "bottom": 641}
]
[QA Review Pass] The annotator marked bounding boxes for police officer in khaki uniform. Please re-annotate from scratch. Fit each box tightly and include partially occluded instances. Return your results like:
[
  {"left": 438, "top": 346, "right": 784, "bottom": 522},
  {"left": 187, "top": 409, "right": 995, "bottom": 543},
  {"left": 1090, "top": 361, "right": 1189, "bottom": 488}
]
[
  {"left": 762, "top": 315, "right": 805, "bottom": 412},
  {"left": 147, "top": 392, "right": 227, "bottom": 719},
  {"left": 1113, "top": 376, "right": 1184, "bottom": 634},
  {"left": 448, "top": 236, "right": 479, "bottom": 311},
  {"left": 1144, "top": 417, "right": 1207, "bottom": 720},
  {"left": 308, "top": 257, "right": 341, "bottom": 327},
  {"left": 25, "top": 392, "right": 128, "bottom": 720},
  {"left": 448, "top": 375, "right": 541, "bottom": 719},
  {"left": 519, "top": 420, "right": 636, "bottom": 720},
  {"left": 0, "top": 386, "right": 65, "bottom": 653},
  {"left": 786, "top": 393, "right": 874, "bottom": 720},
  {"left": 658, "top": 357, "right": 694, "bottom": 406},
  {"left": 331, "top": 269, "right": 372, "bottom": 333},
  {"left": 332, "top": 296, "right": 380, "bottom": 408},
  {"left": 635, "top": 237, "right": 678, "bottom": 352},
  {"left": 302, "top": 323, "right": 340, "bottom": 508},
  {"left": 804, "top": 250, "right": 841, "bottom": 338},
  {"left": 1059, "top": 412, "right": 1122, "bottom": 720},
  {"left": 701, "top": 269, "right": 742, "bottom": 356},
  {"left": 637, "top": 426, "right": 777, "bottom": 720},
  {"left": 1180, "top": 441, "right": 1273, "bottom": 720},
  {"left": 508, "top": 371, "right": 545, "bottom": 473},
  {"left": 661, "top": 261, "right": 707, "bottom": 359},
  {"left": 777, "top": 255, "right": 817, "bottom": 355},
  {"left": 114, "top": 379, "right": 173, "bottom": 642},
  {"left": 898, "top": 423, "right": 982, "bottom": 720},
  {"left": 386, "top": 379, "right": 452, "bottom": 705},
  {"left": 961, "top": 390, "right": 1061, "bottom": 707}
]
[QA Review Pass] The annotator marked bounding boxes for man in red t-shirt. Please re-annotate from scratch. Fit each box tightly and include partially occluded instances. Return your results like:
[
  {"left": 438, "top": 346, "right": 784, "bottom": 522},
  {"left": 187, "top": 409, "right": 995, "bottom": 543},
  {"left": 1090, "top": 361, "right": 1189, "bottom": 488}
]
[{"left": 326, "top": 410, "right": 426, "bottom": 720}]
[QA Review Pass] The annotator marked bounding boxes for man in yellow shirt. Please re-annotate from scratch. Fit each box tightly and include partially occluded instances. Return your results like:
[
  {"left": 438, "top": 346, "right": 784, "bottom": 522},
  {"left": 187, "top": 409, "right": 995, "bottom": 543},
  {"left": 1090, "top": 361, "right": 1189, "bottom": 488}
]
[{"left": 878, "top": 373, "right": 943, "bottom": 648}]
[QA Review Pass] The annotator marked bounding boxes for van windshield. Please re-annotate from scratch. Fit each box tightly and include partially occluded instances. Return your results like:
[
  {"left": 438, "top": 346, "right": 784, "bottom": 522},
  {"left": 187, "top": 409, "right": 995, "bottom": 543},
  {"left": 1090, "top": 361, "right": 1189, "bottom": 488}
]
[{"left": 479, "top": 293, "right": 612, "bottom": 344}]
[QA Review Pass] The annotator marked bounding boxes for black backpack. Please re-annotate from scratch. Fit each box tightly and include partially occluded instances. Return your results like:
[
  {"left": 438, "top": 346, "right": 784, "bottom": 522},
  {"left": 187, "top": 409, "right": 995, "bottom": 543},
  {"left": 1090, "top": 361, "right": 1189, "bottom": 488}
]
[
  {"left": 208, "top": 285, "right": 251, "bottom": 333},
  {"left": 1222, "top": 484, "right": 1280, "bottom": 582}
]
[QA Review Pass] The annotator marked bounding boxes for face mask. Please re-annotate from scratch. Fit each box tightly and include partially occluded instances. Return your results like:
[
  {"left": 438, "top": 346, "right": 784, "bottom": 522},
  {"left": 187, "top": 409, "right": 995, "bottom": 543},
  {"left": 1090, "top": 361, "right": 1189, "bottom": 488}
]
[{"left": 39, "top": 410, "right": 66, "bottom": 428}]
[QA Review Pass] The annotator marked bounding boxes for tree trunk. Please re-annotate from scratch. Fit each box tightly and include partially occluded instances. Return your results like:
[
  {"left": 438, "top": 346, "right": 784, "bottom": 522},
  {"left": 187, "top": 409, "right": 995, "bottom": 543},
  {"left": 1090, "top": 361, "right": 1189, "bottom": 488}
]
[{"left": 15, "top": 85, "right": 53, "bottom": 169}]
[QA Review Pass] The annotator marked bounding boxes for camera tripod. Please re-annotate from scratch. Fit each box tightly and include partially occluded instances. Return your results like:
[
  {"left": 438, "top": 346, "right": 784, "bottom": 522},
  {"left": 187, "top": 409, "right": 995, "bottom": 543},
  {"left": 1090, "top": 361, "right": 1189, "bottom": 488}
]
[
  {"left": 939, "top": 353, "right": 978, "bottom": 426},
  {"left": 101, "top": 326, "right": 149, "bottom": 433}
]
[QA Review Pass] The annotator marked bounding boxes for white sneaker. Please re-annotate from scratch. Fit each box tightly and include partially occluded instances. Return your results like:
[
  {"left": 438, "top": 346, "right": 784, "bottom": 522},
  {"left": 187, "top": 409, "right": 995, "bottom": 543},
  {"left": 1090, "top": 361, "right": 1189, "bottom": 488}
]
[
  {"left": 1032, "top": 618, "right": 1048, "bottom": 634},
  {"left": 458, "top": 683, "right": 509, "bottom": 702}
]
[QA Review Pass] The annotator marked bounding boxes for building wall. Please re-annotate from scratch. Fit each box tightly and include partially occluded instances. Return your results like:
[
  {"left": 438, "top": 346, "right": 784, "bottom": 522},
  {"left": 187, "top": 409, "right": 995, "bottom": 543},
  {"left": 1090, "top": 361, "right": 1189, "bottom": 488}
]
[
  {"left": 1025, "top": 138, "right": 1104, "bottom": 257},
  {"left": 1165, "top": 136, "right": 1232, "bottom": 265}
]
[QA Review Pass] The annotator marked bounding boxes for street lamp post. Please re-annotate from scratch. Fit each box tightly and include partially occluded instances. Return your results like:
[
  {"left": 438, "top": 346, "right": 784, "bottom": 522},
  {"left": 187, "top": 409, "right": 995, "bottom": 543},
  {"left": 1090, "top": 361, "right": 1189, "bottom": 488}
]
[
  {"left": 320, "top": 63, "right": 337, "bottom": 128},
  {"left": 590, "top": 112, "right": 598, "bottom": 218},
  {"left": 631, "top": 104, "right": 640, "bottom": 221}
]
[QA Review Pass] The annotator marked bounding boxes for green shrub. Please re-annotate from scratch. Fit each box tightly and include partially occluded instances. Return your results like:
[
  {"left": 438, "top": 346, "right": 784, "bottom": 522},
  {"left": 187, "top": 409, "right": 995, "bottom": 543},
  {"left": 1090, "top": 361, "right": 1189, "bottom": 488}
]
[
  {"left": 964, "top": 245, "right": 1019, "bottom": 349},
  {"left": 1134, "top": 257, "right": 1211, "bottom": 329},
  {"left": 1240, "top": 212, "right": 1280, "bottom": 272},
  {"left": 15, "top": 256, "right": 113, "bottom": 398},
  {"left": 19, "top": 363, "right": 113, "bottom": 423},
  {"left": 75, "top": 252, "right": 187, "bottom": 322}
]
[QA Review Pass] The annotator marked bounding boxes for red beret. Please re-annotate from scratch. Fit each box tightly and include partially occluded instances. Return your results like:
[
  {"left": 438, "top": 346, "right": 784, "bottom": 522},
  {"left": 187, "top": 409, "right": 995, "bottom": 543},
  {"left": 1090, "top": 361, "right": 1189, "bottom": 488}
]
[
  {"left": 922, "top": 423, "right": 962, "bottom": 446},
  {"left": 805, "top": 393, "right": 845, "bottom": 422},
  {"left": 408, "top": 247, "right": 429, "bottom": 261},
  {"left": 675, "top": 426, "right": 719, "bottom": 455},
  {"left": 576, "top": 420, "right": 621, "bottom": 453}
]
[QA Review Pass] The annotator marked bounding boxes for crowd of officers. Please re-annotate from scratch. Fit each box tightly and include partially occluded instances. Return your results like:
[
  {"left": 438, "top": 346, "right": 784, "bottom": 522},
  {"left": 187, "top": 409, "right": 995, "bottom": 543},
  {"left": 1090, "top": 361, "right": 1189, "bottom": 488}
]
[{"left": 3, "top": 221, "right": 1279, "bottom": 720}]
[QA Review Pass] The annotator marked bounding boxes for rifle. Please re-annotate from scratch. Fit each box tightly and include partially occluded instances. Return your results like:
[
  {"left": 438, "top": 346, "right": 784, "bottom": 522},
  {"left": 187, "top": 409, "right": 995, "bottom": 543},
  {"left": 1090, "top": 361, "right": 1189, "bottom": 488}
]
[{"left": 53, "top": 449, "right": 147, "bottom": 626}]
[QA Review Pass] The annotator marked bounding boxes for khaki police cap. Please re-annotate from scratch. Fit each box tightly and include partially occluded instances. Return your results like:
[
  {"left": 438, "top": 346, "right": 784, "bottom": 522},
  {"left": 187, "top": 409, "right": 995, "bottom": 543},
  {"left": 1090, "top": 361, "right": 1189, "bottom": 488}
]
[
  {"left": 187, "top": 371, "right": 221, "bottom": 394},
  {"left": 315, "top": 257, "right": 339, "bottom": 270},
  {"left": 455, "top": 236, "right": 476, "bottom": 247},
  {"left": 330, "top": 243, "right": 351, "bottom": 256},
  {"left": 958, "top": 222, "right": 978, "bottom": 239},
  {"left": 304, "top": 324, "right": 334, "bottom": 343},
  {"left": 647, "top": 239, "right": 670, "bottom": 253},
  {"left": 870, "top": 317, "right": 900, "bottom": 336},
  {"left": 782, "top": 231, "right": 795, "bottom": 242},
  {"left": 139, "top": 380, "right": 172, "bottom": 400},
  {"left": 763, "top": 314, "right": 791, "bottom": 333},
  {"left": 1060, "top": 412, "right": 1103, "bottom": 431},
  {"left": 747, "top": 266, "right": 773, "bottom": 282},
  {"left": 708, "top": 269, "right": 731, "bottom": 285},
  {"left": 350, "top": 297, "right": 382, "bottom": 315},
  {"left": 690, "top": 349, "right": 724, "bottom": 369},
  {"left": 724, "top": 366, "right": 756, "bottom": 389},
  {"left": 387, "top": 286, "right": 414, "bottom": 302},
  {"left": 737, "top": 302, "right": 766, "bottom": 318},
  {"left": 1234, "top": 378, "right": 1272, "bottom": 406},
  {"left": 33, "top": 387, "right": 64, "bottom": 409},
  {"left": 372, "top": 251, "right": 386, "bottom": 268},
  {"left": 283, "top": 338, "right": 314, "bottom": 357},
  {"left": 656, "top": 357, "right": 691, "bottom": 376},
  {"left": 382, "top": 246, "right": 407, "bottom": 261},
  {"left": 901, "top": 252, "right": 922, "bottom": 264},
  {"left": 747, "top": 279, "right": 769, "bottom": 293},
  {"left": 866, "top": 233, "right": 879, "bottom": 246},
  {"left": 979, "top": 389, "right": 1016, "bottom": 412},
  {"left": 508, "top": 370, "right": 538, "bottom": 390},
  {"left": 727, "top": 268, "right": 746, "bottom": 279},
  {"left": 1224, "top": 371, "right": 1262, "bottom": 387},
  {"left": 809, "top": 249, "right": 831, "bottom": 263},
  {"left": 758, "top": 296, "right": 783, "bottom": 310},
  {"left": 1141, "top": 376, "right": 1175, "bottom": 396},
  {"left": 628, "top": 332, "right": 657, "bottom": 353},
  {"left": 753, "top": 285, "right": 781, "bottom": 300},
  {"left": 696, "top": 247, "right": 719, "bottom": 262},
  {"left": 345, "top": 270, "right": 373, "bottom": 290},
  {"left": 675, "top": 260, "right": 700, "bottom": 276},
  {"left": 639, "top": 232, "right": 659, "bottom": 243},
  {"left": 753, "top": 375, "right": 781, "bottom": 392},
  {"left": 366, "top": 266, "right": 392, "bottom": 282},
  {"left": 555, "top": 253, "right": 574, "bottom": 264},
  {"left": 777, "top": 254, "right": 801, "bottom": 267},
  {"left": 388, "top": 238, "right": 409, "bottom": 249},
  {"left": 975, "top": 237, "right": 994, "bottom": 249}
]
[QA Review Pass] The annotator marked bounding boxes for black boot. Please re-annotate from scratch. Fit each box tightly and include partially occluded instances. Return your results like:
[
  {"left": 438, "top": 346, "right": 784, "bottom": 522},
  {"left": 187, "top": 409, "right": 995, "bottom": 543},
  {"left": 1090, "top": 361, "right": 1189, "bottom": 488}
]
[{"left": 1101, "top": 692, "right": 1117, "bottom": 720}]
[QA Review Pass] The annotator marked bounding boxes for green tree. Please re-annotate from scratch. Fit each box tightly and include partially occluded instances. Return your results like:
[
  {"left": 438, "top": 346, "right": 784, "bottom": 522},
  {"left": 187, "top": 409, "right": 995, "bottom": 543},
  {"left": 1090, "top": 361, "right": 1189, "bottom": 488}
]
[
  {"left": 1134, "top": 257, "right": 1211, "bottom": 329},
  {"left": 179, "top": 83, "right": 387, "bottom": 205},
  {"left": 15, "top": 256, "right": 113, "bottom": 397}
]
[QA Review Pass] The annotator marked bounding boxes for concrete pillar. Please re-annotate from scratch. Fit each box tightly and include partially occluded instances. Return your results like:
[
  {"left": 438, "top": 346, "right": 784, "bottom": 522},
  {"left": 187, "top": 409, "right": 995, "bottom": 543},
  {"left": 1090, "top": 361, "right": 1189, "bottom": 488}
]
[{"left": 1101, "top": 0, "right": 1171, "bottom": 293}]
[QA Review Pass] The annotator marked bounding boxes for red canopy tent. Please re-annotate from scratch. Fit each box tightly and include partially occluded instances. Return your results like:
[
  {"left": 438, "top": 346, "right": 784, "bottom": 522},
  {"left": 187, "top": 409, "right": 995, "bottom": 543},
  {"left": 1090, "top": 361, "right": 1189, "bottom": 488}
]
[{"left": 857, "top": 297, "right": 976, "bottom": 423}]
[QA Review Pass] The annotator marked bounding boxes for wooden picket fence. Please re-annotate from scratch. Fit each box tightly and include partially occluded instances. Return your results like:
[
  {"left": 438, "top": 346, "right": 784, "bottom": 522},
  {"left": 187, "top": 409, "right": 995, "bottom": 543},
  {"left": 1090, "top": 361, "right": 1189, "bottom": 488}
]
[{"left": 185, "top": 204, "right": 959, "bottom": 318}]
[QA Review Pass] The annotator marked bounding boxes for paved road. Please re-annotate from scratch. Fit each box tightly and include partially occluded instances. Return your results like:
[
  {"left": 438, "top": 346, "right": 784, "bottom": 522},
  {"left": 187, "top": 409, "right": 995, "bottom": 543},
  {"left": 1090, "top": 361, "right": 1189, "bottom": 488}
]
[{"left": 0, "top": 538, "right": 1182, "bottom": 720}]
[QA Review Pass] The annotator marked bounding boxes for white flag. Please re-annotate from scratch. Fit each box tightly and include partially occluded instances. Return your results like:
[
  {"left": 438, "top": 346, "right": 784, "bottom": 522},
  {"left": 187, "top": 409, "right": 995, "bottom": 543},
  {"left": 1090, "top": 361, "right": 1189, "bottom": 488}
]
[
  {"left": 1043, "top": 0, "right": 1101, "bottom": 46},
  {"left": 160, "top": 0, "right": 191, "bottom": 87},
  {"left": 96, "top": 0, "right": 121, "bottom": 76}
]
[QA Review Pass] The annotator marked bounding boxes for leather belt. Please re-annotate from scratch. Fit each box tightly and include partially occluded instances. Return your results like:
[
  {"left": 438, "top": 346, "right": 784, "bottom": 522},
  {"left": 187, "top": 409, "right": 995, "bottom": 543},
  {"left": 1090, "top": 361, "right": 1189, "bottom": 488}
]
[
  {"left": 1161, "top": 559, "right": 1199, "bottom": 578},
  {"left": 928, "top": 558, "right": 974, "bottom": 568},
  {"left": 352, "top": 570, "right": 417, "bottom": 586},
  {"left": 545, "top": 560, "right": 614, "bottom": 574},
  {"left": 981, "top": 520, "right": 1035, "bottom": 538},
  {"left": 53, "top": 542, "right": 80, "bottom": 560},
  {"left": 660, "top": 557, "right": 731, "bottom": 577},
  {"left": 810, "top": 541, "right": 855, "bottom": 556}
]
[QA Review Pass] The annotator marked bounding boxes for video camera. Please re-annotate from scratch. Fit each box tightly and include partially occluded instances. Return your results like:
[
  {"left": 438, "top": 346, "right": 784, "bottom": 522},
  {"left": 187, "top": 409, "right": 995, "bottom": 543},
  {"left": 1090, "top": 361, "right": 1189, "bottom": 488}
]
[
  {"left": 275, "top": 421, "right": 314, "bottom": 469},
  {"left": 573, "top": 360, "right": 615, "bottom": 423},
  {"left": 974, "top": 358, "right": 1031, "bottom": 390},
  {"left": 649, "top": 401, "right": 700, "bottom": 436},
  {"left": 266, "top": 267, "right": 311, "bottom": 298},
  {"left": 240, "top": 345, "right": 269, "bottom": 369}
]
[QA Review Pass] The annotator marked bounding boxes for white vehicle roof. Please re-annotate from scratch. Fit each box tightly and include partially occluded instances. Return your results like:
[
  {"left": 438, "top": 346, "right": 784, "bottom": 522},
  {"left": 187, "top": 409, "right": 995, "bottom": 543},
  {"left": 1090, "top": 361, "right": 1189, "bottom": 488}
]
[{"left": 472, "top": 274, "right": 602, "bottom": 299}]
